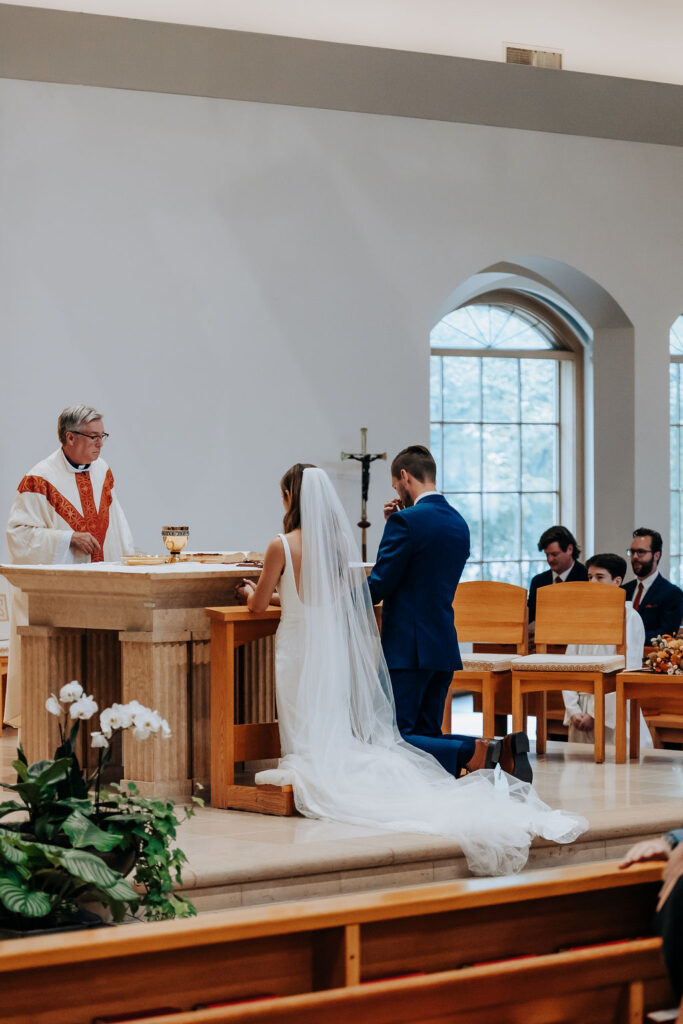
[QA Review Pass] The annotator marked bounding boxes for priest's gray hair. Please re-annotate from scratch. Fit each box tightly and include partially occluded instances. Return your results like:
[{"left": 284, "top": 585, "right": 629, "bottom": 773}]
[{"left": 58, "top": 405, "right": 103, "bottom": 444}]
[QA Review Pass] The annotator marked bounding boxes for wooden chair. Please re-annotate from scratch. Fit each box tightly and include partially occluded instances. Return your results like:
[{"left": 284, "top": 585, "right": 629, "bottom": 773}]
[
  {"left": 510, "top": 582, "right": 626, "bottom": 763},
  {"left": 442, "top": 582, "right": 528, "bottom": 737}
]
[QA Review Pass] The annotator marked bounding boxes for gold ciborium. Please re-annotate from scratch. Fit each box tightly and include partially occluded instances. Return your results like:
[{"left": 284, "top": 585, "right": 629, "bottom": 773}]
[{"left": 162, "top": 526, "right": 189, "bottom": 563}]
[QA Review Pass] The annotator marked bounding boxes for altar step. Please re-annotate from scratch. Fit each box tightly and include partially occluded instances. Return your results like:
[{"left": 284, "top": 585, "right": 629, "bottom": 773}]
[{"left": 175, "top": 741, "right": 683, "bottom": 913}]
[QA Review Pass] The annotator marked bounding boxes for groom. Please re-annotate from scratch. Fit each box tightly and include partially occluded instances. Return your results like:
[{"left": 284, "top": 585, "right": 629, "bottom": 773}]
[{"left": 368, "top": 445, "right": 532, "bottom": 782}]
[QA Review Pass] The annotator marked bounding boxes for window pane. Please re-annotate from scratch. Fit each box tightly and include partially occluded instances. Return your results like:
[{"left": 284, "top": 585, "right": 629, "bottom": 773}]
[
  {"left": 521, "top": 559, "right": 547, "bottom": 587},
  {"left": 671, "top": 556, "right": 681, "bottom": 589},
  {"left": 671, "top": 426, "right": 679, "bottom": 492},
  {"left": 520, "top": 359, "right": 558, "bottom": 422},
  {"left": 521, "top": 492, "right": 558, "bottom": 559},
  {"left": 671, "top": 490, "right": 680, "bottom": 557},
  {"left": 430, "top": 423, "right": 443, "bottom": 492},
  {"left": 482, "top": 358, "right": 519, "bottom": 422},
  {"left": 670, "top": 316, "right": 683, "bottom": 355},
  {"left": 430, "top": 357, "right": 442, "bottom": 421},
  {"left": 521, "top": 424, "right": 558, "bottom": 491},
  {"left": 459, "top": 562, "right": 483, "bottom": 582},
  {"left": 483, "top": 561, "right": 522, "bottom": 584},
  {"left": 447, "top": 493, "right": 481, "bottom": 561},
  {"left": 483, "top": 492, "right": 520, "bottom": 560},
  {"left": 443, "top": 357, "right": 481, "bottom": 421},
  {"left": 444, "top": 423, "right": 481, "bottom": 492},
  {"left": 483, "top": 424, "right": 520, "bottom": 491},
  {"left": 671, "top": 364, "right": 679, "bottom": 424}
]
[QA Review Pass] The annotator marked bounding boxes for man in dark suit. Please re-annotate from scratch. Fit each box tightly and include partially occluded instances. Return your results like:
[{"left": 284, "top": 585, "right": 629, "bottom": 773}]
[
  {"left": 622, "top": 528, "right": 683, "bottom": 642},
  {"left": 527, "top": 525, "right": 588, "bottom": 624},
  {"left": 369, "top": 445, "right": 531, "bottom": 782}
]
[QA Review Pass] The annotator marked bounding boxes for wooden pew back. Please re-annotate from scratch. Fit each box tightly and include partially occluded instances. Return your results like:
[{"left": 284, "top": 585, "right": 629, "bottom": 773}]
[{"left": 0, "top": 861, "right": 667, "bottom": 1024}]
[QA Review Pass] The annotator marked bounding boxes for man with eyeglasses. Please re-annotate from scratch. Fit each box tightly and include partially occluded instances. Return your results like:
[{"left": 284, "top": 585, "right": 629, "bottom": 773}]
[
  {"left": 622, "top": 528, "right": 683, "bottom": 643},
  {"left": 4, "top": 405, "right": 134, "bottom": 727}
]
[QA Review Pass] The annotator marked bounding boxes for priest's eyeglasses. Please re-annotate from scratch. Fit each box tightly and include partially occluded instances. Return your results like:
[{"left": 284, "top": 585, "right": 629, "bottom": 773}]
[{"left": 71, "top": 431, "right": 109, "bottom": 442}]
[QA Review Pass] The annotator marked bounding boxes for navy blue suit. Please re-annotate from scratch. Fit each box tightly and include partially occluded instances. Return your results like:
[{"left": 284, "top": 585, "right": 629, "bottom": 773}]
[
  {"left": 368, "top": 493, "right": 473, "bottom": 777},
  {"left": 527, "top": 561, "right": 588, "bottom": 623},
  {"left": 622, "top": 574, "right": 683, "bottom": 643}
]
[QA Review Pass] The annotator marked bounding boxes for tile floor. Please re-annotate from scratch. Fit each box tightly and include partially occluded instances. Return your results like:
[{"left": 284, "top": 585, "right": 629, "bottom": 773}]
[{"left": 3, "top": 712, "right": 683, "bottom": 912}]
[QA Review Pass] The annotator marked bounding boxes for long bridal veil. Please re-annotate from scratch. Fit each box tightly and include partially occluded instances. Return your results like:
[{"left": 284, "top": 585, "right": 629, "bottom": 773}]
[{"left": 258, "top": 468, "right": 587, "bottom": 876}]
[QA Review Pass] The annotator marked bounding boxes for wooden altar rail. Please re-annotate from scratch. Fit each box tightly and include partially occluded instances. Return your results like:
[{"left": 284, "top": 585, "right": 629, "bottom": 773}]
[{"left": 0, "top": 861, "right": 670, "bottom": 1024}]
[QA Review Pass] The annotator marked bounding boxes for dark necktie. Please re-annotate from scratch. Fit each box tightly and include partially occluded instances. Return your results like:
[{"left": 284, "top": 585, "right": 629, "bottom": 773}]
[
  {"left": 554, "top": 576, "right": 563, "bottom": 584},
  {"left": 633, "top": 582, "right": 644, "bottom": 611}
]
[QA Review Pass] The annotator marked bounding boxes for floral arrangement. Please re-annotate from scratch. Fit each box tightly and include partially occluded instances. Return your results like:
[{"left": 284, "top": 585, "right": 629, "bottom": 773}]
[
  {"left": 643, "top": 635, "right": 683, "bottom": 675},
  {"left": 0, "top": 681, "right": 200, "bottom": 934}
]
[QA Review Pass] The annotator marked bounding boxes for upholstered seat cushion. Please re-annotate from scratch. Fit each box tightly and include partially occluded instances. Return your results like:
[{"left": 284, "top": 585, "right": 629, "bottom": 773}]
[
  {"left": 460, "top": 653, "right": 514, "bottom": 672},
  {"left": 511, "top": 654, "right": 625, "bottom": 673}
]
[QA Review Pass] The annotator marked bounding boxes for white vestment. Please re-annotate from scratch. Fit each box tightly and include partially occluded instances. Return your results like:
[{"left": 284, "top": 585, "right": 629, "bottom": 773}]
[
  {"left": 562, "top": 602, "right": 652, "bottom": 747},
  {"left": 4, "top": 448, "right": 134, "bottom": 726}
]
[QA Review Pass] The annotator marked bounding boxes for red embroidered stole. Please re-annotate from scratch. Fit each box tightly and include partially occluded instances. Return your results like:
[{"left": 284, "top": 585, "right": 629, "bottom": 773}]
[{"left": 17, "top": 469, "right": 115, "bottom": 563}]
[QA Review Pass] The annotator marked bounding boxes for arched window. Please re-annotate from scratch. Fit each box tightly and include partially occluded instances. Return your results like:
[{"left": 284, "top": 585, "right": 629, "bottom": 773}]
[
  {"left": 430, "top": 298, "right": 581, "bottom": 585},
  {"left": 670, "top": 315, "right": 683, "bottom": 586}
]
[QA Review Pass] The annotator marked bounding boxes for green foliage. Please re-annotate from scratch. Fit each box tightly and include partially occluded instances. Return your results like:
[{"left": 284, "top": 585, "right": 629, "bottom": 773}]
[{"left": 0, "top": 721, "right": 200, "bottom": 932}]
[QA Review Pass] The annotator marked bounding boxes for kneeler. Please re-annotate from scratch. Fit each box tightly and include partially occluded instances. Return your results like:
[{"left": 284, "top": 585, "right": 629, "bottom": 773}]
[
  {"left": 205, "top": 605, "right": 295, "bottom": 814},
  {"left": 510, "top": 582, "right": 626, "bottom": 764},
  {"left": 442, "top": 581, "right": 529, "bottom": 738}
]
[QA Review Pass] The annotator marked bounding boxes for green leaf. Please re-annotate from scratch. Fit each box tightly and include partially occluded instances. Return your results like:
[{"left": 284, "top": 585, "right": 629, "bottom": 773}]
[
  {"left": 0, "top": 800, "right": 26, "bottom": 818},
  {"left": 61, "top": 811, "right": 125, "bottom": 852},
  {"left": 0, "top": 836, "right": 27, "bottom": 863},
  {"left": 16, "top": 745, "right": 28, "bottom": 767},
  {"left": 11, "top": 759, "right": 29, "bottom": 782},
  {"left": 28, "top": 758, "right": 72, "bottom": 788},
  {"left": 58, "top": 848, "right": 133, "bottom": 891},
  {"left": 0, "top": 878, "right": 53, "bottom": 918}
]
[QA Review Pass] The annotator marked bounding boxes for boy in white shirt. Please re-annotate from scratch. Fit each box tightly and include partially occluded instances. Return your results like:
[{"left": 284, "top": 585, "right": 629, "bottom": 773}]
[{"left": 562, "top": 552, "right": 652, "bottom": 748}]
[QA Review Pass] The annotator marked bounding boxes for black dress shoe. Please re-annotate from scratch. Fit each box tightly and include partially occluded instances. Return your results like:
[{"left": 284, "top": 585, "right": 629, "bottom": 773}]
[
  {"left": 499, "top": 732, "right": 533, "bottom": 783},
  {"left": 464, "top": 737, "right": 502, "bottom": 773}
]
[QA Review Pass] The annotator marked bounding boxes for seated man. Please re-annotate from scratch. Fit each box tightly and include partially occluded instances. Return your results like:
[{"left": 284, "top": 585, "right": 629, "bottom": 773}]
[
  {"left": 528, "top": 525, "right": 588, "bottom": 626},
  {"left": 621, "top": 832, "right": 683, "bottom": 1009},
  {"left": 562, "top": 553, "right": 651, "bottom": 748},
  {"left": 623, "top": 527, "right": 683, "bottom": 643}
]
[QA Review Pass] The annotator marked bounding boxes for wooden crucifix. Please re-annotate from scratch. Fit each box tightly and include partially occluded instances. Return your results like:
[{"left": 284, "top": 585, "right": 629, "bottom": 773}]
[{"left": 341, "top": 428, "right": 386, "bottom": 562}]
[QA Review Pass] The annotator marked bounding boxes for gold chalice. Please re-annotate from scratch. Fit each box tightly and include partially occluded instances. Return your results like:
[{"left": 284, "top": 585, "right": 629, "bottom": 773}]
[{"left": 162, "top": 526, "right": 189, "bottom": 563}]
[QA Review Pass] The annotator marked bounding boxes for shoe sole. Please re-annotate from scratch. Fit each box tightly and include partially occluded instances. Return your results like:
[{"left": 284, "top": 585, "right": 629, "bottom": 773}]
[
  {"left": 506, "top": 732, "right": 533, "bottom": 784},
  {"left": 485, "top": 739, "right": 502, "bottom": 769}
]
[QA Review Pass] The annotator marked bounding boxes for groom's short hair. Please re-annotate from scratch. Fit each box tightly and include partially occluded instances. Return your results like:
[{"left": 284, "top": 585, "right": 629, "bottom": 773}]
[{"left": 391, "top": 445, "right": 437, "bottom": 483}]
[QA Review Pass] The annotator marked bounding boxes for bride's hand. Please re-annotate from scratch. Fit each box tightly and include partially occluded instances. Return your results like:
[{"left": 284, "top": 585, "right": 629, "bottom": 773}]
[{"left": 235, "top": 579, "right": 256, "bottom": 604}]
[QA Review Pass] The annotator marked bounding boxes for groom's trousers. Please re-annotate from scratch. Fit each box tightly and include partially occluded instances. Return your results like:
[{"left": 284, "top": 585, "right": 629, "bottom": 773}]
[{"left": 390, "top": 668, "right": 476, "bottom": 777}]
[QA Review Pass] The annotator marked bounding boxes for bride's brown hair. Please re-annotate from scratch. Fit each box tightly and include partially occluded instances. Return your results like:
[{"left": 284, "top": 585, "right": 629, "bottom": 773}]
[{"left": 281, "top": 463, "right": 316, "bottom": 533}]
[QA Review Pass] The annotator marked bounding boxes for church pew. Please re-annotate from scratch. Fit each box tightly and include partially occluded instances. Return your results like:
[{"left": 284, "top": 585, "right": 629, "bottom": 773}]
[
  {"left": 112, "top": 938, "right": 671, "bottom": 1024},
  {"left": 0, "top": 861, "right": 670, "bottom": 1024}
]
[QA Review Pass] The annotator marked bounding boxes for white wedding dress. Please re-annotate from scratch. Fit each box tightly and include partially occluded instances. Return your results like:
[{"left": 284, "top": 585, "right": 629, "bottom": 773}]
[{"left": 256, "top": 469, "right": 588, "bottom": 876}]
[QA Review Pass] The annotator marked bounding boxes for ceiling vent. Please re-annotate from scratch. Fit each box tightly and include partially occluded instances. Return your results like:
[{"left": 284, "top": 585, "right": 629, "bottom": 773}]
[{"left": 505, "top": 46, "right": 562, "bottom": 69}]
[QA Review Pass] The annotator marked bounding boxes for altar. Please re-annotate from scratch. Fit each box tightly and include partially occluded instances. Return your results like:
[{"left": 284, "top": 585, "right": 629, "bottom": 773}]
[{"left": 0, "top": 561, "right": 270, "bottom": 798}]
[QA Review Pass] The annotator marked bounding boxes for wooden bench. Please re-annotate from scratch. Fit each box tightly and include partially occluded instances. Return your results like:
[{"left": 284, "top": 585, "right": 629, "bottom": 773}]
[
  {"left": 114, "top": 939, "right": 669, "bottom": 1024},
  {"left": 0, "top": 861, "right": 671, "bottom": 1024}
]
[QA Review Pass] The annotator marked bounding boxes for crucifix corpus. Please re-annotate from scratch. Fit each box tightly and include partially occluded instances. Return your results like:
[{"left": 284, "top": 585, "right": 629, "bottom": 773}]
[{"left": 341, "top": 428, "right": 386, "bottom": 562}]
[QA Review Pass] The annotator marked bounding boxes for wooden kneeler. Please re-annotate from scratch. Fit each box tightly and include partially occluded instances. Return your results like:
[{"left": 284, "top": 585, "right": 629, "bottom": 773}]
[{"left": 205, "top": 605, "right": 295, "bottom": 815}]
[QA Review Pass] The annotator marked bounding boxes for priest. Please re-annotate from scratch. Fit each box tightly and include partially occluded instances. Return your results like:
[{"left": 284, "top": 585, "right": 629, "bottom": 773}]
[{"left": 4, "top": 405, "right": 134, "bottom": 727}]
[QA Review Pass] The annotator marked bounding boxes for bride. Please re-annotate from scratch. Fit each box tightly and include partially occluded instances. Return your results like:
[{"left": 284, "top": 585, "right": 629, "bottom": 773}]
[{"left": 236, "top": 464, "right": 587, "bottom": 876}]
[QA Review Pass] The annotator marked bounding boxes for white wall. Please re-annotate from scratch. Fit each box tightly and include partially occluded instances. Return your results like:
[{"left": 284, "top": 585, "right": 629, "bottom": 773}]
[
  {"left": 1, "top": 78, "right": 682, "bottom": 562},
  {"left": 4, "top": 0, "right": 683, "bottom": 85}
]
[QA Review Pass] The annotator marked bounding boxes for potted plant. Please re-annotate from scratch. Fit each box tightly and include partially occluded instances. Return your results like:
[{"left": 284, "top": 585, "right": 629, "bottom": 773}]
[{"left": 0, "top": 681, "right": 201, "bottom": 936}]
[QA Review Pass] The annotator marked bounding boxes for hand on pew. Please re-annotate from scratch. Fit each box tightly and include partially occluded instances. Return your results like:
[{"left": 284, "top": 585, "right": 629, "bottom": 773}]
[{"left": 620, "top": 838, "right": 672, "bottom": 869}]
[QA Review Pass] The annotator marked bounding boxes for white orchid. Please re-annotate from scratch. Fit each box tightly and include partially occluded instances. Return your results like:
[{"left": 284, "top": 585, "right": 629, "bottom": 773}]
[
  {"left": 90, "top": 731, "right": 109, "bottom": 749},
  {"left": 59, "top": 680, "right": 84, "bottom": 703},
  {"left": 45, "top": 694, "right": 62, "bottom": 716},
  {"left": 132, "top": 725, "right": 152, "bottom": 741},
  {"left": 69, "top": 694, "right": 98, "bottom": 720},
  {"left": 100, "top": 704, "right": 123, "bottom": 738},
  {"left": 116, "top": 703, "right": 136, "bottom": 729},
  {"left": 160, "top": 718, "right": 172, "bottom": 739},
  {"left": 132, "top": 706, "right": 162, "bottom": 734}
]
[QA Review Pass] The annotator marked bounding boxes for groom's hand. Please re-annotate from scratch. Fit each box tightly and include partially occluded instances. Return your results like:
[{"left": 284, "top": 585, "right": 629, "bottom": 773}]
[{"left": 384, "top": 497, "right": 404, "bottom": 520}]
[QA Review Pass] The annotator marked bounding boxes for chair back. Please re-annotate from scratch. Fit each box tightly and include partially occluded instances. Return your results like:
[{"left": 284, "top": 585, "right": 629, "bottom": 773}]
[
  {"left": 535, "top": 581, "right": 626, "bottom": 652},
  {"left": 453, "top": 581, "right": 528, "bottom": 653}
]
